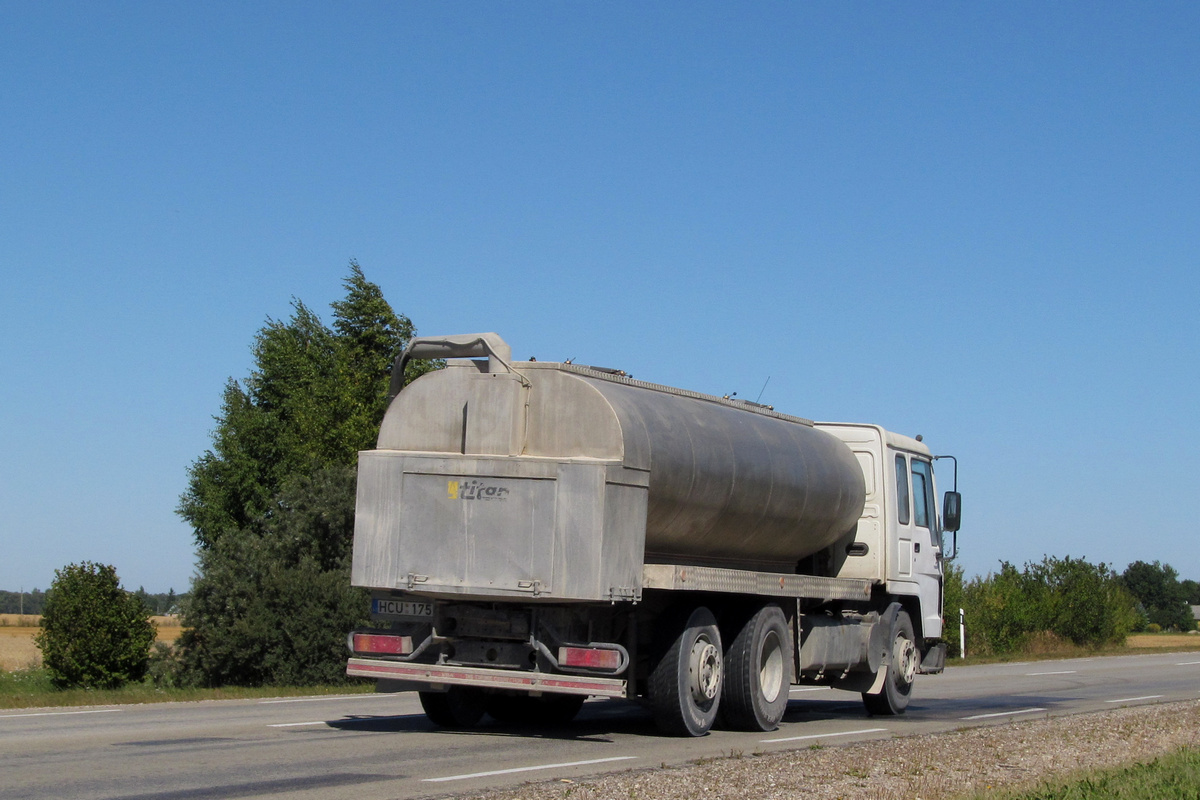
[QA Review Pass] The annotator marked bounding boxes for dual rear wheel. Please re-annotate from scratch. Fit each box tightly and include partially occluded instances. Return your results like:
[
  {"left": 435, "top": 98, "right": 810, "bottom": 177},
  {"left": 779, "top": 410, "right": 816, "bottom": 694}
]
[
  {"left": 721, "top": 604, "right": 792, "bottom": 732},
  {"left": 649, "top": 604, "right": 791, "bottom": 736}
]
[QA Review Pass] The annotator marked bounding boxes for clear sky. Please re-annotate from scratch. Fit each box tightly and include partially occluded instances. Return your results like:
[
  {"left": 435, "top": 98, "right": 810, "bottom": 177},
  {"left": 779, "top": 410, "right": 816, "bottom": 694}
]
[{"left": 2, "top": 4, "right": 1197, "bottom": 593}]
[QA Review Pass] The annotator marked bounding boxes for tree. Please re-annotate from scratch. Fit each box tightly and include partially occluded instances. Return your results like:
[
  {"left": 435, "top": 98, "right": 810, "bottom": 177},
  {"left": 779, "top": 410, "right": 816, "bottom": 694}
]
[
  {"left": 176, "top": 264, "right": 433, "bottom": 686},
  {"left": 35, "top": 562, "right": 156, "bottom": 689},
  {"left": 1121, "top": 561, "right": 1194, "bottom": 631},
  {"left": 1180, "top": 579, "right": 1200, "bottom": 606},
  {"left": 0, "top": 589, "right": 45, "bottom": 615},
  {"left": 178, "top": 466, "right": 366, "bottom": 686}
]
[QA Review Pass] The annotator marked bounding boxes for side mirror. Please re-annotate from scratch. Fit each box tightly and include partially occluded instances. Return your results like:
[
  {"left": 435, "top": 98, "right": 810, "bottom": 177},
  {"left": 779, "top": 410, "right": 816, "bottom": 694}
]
[{"left": 942, "top": 491, "right": 962, "bottom": 532}]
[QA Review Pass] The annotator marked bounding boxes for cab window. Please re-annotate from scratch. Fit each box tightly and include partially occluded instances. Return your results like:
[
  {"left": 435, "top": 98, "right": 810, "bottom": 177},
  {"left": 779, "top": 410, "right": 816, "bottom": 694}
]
[
  {"left": 911, "top": 460, "right": 940, "bottom": 545},
  {"left": 911, "top": 462, "right": 930, "bottom": 528},
  {"left": 895, "top": 454, "right": 910, "bottom": 525}
]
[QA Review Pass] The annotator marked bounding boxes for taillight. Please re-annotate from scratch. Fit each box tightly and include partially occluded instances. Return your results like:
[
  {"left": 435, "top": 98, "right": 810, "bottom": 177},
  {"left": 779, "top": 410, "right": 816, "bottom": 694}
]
[
  {"left": 352, "top": 633, "right": 413, "bottom": 656},
  {"left": 558, "top": 646, "right": 623, "bottom": 670}
]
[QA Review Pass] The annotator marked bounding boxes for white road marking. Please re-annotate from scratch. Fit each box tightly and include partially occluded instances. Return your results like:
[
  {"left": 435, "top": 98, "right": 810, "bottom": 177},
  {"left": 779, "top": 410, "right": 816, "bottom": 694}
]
[
  {"left": 761, "top": 727, "right": 887, "bottom": 744},
  {"left": 0, "top": 708, "right": 122, "bottom": 720},
  {"left": 268, "top": 721, "right": 329, "bottom": 727},
  {"left": 1106, "top": 695, "right": 1163, "bottom": 703},
  {"left": 962, "top": 708, "right": 1046, "bottom": 720},
  {"left": 789, "top": 686, "right": 831, "bottom": 693},
  {"left": 1025, "top": 670, "right": 1076, "bottom": 676},
  {"left": 423, "top": 756, "right": 638, "bottom": 783},
  {"left": 1177, "top": 660, "right": 1200, "bottom": 666},
  {"left": 260, "top": 694, "right": 389, "bottom": 704}
]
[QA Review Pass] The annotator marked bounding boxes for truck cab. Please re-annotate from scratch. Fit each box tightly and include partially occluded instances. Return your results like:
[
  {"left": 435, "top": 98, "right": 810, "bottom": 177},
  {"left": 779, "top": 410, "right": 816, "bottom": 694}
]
[{"left": 816, "top": 425, "right": 957, "bottom": 644}]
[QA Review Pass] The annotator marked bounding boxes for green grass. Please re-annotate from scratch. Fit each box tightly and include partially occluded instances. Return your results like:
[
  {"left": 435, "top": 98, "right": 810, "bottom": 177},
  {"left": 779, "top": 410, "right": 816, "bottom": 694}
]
[
  {"left": 0, "top": 667, "right": 373, "bottom": 710},
  {"left": 966, "top": 748, "right": 1200, "bottom": 800}
]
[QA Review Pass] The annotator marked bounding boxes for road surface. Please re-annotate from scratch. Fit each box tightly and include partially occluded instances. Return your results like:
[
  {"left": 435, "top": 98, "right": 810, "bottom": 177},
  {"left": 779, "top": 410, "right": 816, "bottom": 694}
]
[{"left": 3, "top": 651, "right": 1199, "bottom": 800}]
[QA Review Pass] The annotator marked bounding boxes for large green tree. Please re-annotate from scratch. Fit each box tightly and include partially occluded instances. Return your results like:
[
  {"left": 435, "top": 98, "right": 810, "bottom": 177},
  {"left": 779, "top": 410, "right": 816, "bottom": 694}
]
[
  {"left": 176, "top": 264, "right": 433, "bottom": 686},
  {"left": 1121, "top": 560, "right": 1194, "bottom": 631},
  {"left": 1181, "top": 579, "right": 1200, "bottom": 606}
]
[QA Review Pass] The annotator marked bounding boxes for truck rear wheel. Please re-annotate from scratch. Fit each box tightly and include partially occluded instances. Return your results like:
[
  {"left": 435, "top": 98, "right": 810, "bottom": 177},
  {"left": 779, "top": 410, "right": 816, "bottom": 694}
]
[
  {"left": 649, "top": 606, "right": 723, "bottom": 736},
  {"left": 419, "top": 687, "right": 486, "bottom": 728},
  {"left": 862, "top": 610, "right": 917, "bottom": 716},
  {"left": 721, "top": 604, "right": 791, "bottom": 731}
]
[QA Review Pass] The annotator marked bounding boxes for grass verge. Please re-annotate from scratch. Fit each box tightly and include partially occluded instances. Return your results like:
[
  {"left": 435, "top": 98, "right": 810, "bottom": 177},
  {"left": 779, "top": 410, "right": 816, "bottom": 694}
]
[
  {"left": 945, "top": 633, "right": 1200, "bottom": 668},
  {"left": 965, "top": 747, "right": 1200, "bottom": 799},
  {"left": 0, "top": 668, "right": 373, "bottom": 710}
]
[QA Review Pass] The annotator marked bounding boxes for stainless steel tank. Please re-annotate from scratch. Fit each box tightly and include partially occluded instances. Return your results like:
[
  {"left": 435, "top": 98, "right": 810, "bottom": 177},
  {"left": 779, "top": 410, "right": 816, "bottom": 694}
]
[{"left": 371, "top": 343, "right": 865, "bottom": 574}]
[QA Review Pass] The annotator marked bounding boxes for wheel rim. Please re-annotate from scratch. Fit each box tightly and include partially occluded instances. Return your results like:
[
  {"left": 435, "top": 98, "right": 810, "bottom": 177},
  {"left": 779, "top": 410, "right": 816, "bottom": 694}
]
[
  {"left": 758, "top": 629, "right": 784, "bottom": 703},
  {"left": 689, "top": 636, "right": 722, "bottom": 703},
  {"left": 893, "top": 634, "right": 918, "bottom": 686}
]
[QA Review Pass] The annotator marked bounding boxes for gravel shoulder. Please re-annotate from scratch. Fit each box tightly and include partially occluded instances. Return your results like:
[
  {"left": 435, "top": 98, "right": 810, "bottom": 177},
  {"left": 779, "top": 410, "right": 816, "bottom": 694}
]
[{"left": 456, "top": 699, "right": 1200, "bottom": 800}]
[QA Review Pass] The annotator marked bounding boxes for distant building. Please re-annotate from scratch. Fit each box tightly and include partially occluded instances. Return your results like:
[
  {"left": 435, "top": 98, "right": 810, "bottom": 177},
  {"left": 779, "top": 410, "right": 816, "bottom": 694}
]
[{"left": 1193, "top": 605, "right": 1200, "bottom": 622}]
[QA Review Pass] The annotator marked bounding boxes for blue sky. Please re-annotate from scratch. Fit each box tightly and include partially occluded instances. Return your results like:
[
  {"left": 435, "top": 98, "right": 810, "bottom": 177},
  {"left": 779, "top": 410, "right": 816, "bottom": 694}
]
[{"left": 2, "top": 4, "right": 1197, "bottom": 593}]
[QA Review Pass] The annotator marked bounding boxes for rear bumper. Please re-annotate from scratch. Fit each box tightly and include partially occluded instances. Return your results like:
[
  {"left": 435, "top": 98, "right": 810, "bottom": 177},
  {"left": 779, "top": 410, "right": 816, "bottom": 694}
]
[{"left": 346, "top": 657, "right": 628, "bottom": 698}]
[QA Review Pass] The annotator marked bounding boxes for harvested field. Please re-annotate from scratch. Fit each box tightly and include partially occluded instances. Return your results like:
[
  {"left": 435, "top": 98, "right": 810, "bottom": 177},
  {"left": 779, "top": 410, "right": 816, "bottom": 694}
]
[
  {"left": 0, "top": 615, "right": 184, "bottom": 671},
  {"left": 0, "top": 627, "right": 41, "bottom": 671},
  {"left": 1127, "top": 632, "right": 1200, "bottom": 648}
]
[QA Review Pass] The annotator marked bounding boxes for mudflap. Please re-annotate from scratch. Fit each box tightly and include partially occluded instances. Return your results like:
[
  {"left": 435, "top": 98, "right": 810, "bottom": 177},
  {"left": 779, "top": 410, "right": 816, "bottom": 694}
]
[{"left": 918, "top": 642, "right": 947, "bottom": 675}]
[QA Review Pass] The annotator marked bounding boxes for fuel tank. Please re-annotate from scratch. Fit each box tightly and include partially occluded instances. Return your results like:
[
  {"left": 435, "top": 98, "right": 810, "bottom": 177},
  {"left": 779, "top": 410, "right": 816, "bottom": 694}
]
[{"left": 374, "top": 357, "right": 865, "bottom": 572}]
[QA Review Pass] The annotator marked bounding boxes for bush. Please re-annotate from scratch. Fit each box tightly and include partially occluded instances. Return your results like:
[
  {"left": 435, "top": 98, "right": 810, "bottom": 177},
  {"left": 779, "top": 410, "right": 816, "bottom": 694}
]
[
  {"left": 146, "top": 642, "right": 185, "bottom": 688},
  {"left": 35, "top": 562, "right": 156, "bottom": 689},
  {"left": 942, "top": 562, "right": 966, "bottom": 657},
  {"left": 962, "top": 556, "right": 1139, "bottom": 656}
]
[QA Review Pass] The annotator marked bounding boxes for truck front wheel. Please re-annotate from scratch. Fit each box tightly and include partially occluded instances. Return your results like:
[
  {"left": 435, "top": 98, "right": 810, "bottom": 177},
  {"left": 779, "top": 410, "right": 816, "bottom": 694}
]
[
  {"left": 720, "top": 604, "right": 791, "bottom": 731},
  {"left": 419, "top": 687, "right": 486, "bottom": 728},
  {"left": 862, "top": 609, "right": 917, "bottom": 716},
  {"left": 649, "top": 606, "right": 723, "bottom": 736}
]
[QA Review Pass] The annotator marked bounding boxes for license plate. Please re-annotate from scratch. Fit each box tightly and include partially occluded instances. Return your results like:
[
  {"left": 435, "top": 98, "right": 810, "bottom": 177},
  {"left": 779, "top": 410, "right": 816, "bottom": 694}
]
[{"left": 371, "top": 598, "right": 433, "bottom": 619}]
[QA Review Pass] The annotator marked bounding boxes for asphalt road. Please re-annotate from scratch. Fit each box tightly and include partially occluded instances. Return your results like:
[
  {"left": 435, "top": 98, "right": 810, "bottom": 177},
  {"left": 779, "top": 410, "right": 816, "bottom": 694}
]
[{"left": 3, "top": 651, "right": 1199, "bottom": 800}]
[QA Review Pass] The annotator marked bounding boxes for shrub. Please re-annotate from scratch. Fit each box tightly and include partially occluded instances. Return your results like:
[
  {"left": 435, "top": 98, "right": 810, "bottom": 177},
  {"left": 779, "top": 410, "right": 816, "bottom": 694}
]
[
  {"left": 35, "top": 562, "right": 156, "bottom": 689},
  {"left": 962, "top": 556, "right": 1138, "bottom": 655}
]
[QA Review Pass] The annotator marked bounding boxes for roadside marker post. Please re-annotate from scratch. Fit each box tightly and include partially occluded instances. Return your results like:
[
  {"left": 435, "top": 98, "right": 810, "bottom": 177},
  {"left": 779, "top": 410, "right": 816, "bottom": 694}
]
[{"left": 959, "top": 608, "right": 966, "bottom": 659}]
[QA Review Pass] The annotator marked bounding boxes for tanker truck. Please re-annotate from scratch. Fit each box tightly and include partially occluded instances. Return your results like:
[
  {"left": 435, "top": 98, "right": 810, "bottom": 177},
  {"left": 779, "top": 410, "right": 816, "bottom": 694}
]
[{"left": 346, "top": 333, "right": 961, "bottom": 736}]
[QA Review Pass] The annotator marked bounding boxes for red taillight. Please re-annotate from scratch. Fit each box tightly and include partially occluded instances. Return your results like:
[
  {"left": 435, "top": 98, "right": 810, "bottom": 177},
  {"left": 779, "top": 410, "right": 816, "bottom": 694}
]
[
  {"left": 352, "top": 633, "right": 413, "bottom": 655},
  {"left": 558, "top": 646, "right": 622, "bottom": 670}
]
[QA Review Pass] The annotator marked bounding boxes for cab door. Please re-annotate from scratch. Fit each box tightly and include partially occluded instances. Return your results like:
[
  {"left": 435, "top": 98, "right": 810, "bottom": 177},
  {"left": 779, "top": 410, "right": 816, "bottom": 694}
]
[
  {"left": 891, "top": 453, "right": 944, "bottom": 639},
  {"left": 908, "top": 458, "right": 944, "bottom": 638}
]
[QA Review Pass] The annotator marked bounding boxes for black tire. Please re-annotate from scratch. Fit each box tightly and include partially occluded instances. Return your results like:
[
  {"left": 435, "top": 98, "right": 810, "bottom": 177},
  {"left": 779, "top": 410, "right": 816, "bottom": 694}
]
[
  {"left": 721, "top": 604, "right": 792, "bottom": 731},
  {"left": 862, "top": 610, "right": 917, "bottom": 716},
  {"left": 485, "top": 693, "right": 586, "bottom": 726},
  {"left": 419, "top": 687, "right": 486, "bottom": 728},
  {"left": 649, "top": 606, "right": 723, "bottom": 736}
]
